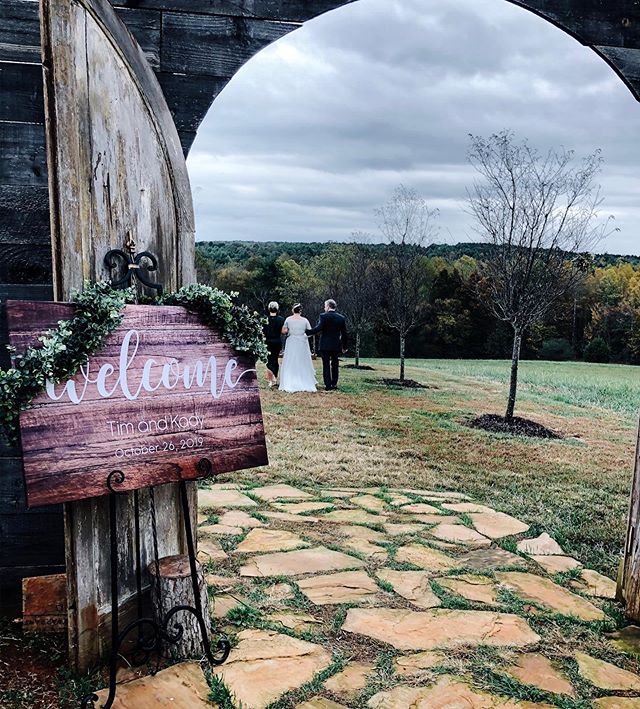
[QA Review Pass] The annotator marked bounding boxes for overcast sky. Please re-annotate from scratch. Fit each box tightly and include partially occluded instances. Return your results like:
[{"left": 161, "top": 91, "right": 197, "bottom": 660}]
[{"left": 187, "top": 0, "right": 640, "bottom": 255}]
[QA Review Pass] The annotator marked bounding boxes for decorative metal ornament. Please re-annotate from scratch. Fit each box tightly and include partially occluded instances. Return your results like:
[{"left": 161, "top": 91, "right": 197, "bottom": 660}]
[{"left": 104, "top": 232, "right": 164, "bottom": 295}]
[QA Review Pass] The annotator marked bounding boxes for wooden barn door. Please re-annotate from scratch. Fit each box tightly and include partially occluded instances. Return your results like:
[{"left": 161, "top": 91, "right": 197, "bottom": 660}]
[{"left": 40, "top": 0, "right": 196, "bottom": 670}]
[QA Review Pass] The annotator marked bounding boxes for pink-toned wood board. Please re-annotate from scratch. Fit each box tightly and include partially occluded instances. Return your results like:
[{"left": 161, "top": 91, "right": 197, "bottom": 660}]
[{"left": 6, "top": 302, "right": 268, "bottom": 507}]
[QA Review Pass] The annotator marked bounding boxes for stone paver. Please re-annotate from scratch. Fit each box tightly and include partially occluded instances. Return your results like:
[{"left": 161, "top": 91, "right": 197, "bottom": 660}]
[
  {"left": 367, "top": 675, "right": 535, "bottom": 708},
  {"left": 429, "top": 523, "right": 491, "bottom": 547},
  {"left": 411, "top": 513, "right": 461, "bottom": 525},
  {"left": 264, "top": 582, "right": 295, "bottom": 601},
  {"left": 325, "top": 490, "right": 355, "bottom": 498},
  {"left": 297, "top": 698, "right": 349, "bottom": 709},
  {"left": 198, "top": 488, "right": 258, "bottom": 508},
  {"left": 384, "top": 522, "right": 426, "bottom": 536},
  {"left": 95, "top": 663, "right": 211, "bottom": 707},
  {"left": 575, "top": 652, "right": 640, "bottom": 690},
  {"left": 273, "top": 501, "right": 335, "bottom": 514},
  {"left": 393, "top": 650, "right": 445, "bottom": 676},
  {"left": 322, "top": 509, "right": 387, "bottom": 525},
  {"left": 395, "top": 543, "right": 457, "bottom": 573},
  {"left": 240, "top": 546, "right": 364, "bottom": 577},
  {"left": 570, "top": 569, "right": 617, "bottom": 599},
  {"left": 262, "top": 511, "right": 320, "bottom": 523},
  {"left": 442, "top": 502, "right": 496, "bottom": 514},
  {"left": 469, "top": 511, "right": 530, "bottom": 539},
  {"left": 387, "top": 493, "right": 414, "bottom": 506},
  {"left": 212, "top": 593, "right": 246, "bottom": 619},
  {"left": 324, "top": 662, "right": 374, "bottom": 695},
  {"left": 298, "top": 570, "right": 379, "bottom": 605},
  {"left": 206, "top": 573, "right": 235, "bottom": 589},
  {"left": 377, "top": 568, "right": 442, "bottom": 608},
  {"left": 399, "top": 502, "right": 442, "bottom": 514},
  {"left": 342, "top": 537, "right": 388, "bottom": 560},
  {"left": 218, "top": 510, "right": 266, "bottom": 528},
  {"left": 267, "top": 611, "right": 322, "bottom": 631},
  {"left": 496, "top": 571, "right": 606, "bottom": 621},
  {"left": 342, "top": 607, "right": 540, "bottom": 650},
  {"left": 594, "top": 700, "right": 640, "bottom": 709},
  {"left": 505, "top": 653, "right": 575, "bottom": 696},
  {"left": 607, "top": 625, "right": 640, "bottom": 655},
  {"left": 517, "top": 533, "right": 564, "bottom": 555},
  {"left": 199, "top": 523, "right": 243, "bottom": 536},
  {"left": 251, "top": 484, "right": 313, "bottom": 501},
  {"left": 401, "top": 489, "right": 470, "bottom": 500},
  {"left": 197, "top": 537, "right": 228, "bottom": 564},
  {"left": 233, "top": 528, "right": 309, "bottom": 554},
  {"left": 350, "top": 494, "right": 389, "bottom": 511},
  {"left": 335, "top": 525, "right": 387, "bottom": 543},
  {"left": 436, "top": 573, "right": 498, "bottom": 604},
  {"left": 457, "top": 547, "right": 525, "bottom": 570},
  {"left": 531, "top": 555, "right": 581, "bottom": 574},
  {"left": 214, "top": 629, "right": 332, "bottom": 708}
]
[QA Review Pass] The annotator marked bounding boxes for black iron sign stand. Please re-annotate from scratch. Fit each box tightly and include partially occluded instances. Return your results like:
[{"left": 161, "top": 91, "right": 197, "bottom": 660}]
[{"left": 81, "top": 459, "right": 230, "bottom": 709}]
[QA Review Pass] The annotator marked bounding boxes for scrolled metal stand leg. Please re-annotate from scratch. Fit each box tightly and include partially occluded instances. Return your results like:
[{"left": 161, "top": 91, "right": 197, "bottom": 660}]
[
  {"left": 80, "top": 471, "right": 125, "bottom": 709},
  {"left": 178, "top": 467, "right": 230, "bottom": 665}
]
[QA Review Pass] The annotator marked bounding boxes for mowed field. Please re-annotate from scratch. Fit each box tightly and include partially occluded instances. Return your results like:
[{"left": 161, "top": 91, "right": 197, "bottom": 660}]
[{"left": 239, "top": 358, "right": 640, "bottom": 579}]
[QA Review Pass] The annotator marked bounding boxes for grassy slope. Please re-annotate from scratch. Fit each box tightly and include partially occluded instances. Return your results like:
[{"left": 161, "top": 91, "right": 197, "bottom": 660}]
[{"left": 236, "top": 358, "right": 640, "bottom": 578}]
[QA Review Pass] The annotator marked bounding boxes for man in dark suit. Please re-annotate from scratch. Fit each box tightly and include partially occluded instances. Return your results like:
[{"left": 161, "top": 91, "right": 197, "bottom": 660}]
[{"left": 306, "top": 299, "right": 348, "bottom": 391}]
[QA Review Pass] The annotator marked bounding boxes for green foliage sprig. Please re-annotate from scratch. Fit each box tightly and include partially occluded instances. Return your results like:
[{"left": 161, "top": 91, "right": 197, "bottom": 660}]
[{"left": 0, "top": 282, "right": 267, "bottom": 445}]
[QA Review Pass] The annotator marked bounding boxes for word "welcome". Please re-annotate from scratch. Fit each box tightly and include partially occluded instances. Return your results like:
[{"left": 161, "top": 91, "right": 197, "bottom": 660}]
[{"left": 45, "top": 329, "right": 254, "bottom": 404}]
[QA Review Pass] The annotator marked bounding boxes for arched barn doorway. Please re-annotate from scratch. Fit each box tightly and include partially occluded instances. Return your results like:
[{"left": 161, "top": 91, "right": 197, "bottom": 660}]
[{"left": 1, "top": 0, "right": 640, "bottom": 651}]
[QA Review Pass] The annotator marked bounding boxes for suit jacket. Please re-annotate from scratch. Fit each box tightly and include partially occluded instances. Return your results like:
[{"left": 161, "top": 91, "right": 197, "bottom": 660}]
[{"left": 307, "top": 311, "right": 348, "bottom": 353}]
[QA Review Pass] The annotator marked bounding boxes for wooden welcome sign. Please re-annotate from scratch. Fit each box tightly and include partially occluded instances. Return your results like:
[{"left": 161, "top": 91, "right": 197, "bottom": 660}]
[{"left": 6, "top": 301, "right": 268, "bottom": 508}]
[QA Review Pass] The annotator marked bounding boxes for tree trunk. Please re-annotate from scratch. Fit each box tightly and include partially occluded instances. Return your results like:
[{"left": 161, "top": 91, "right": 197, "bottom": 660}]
[
  {"left": 400, "top": 334, "right": 406, "bottom": 382},
  {"left": 506, "top": 328, "right": 522, "bottom": 420},
  {"left": 149, "top": 554, "right": 210, "bottom": 660},
  {"left": 355, "top": 330, "right": 361, "bottom": 368}
]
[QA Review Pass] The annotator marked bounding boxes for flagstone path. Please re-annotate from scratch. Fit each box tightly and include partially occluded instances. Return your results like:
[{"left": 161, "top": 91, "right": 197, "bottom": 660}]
[{"left": 104, "top": 480, "right": 639, "bottom": 708}]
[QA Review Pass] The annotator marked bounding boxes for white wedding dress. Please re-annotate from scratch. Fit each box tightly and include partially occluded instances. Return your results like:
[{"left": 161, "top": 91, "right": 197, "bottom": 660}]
[{"left": 279, "top": 317, "right": 317, "bottom": 393}]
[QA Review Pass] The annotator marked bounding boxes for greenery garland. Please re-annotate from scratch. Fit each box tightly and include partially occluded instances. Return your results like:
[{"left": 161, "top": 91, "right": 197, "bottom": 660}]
[{"left": 0, "top": 281, "right": 268, "bottom": 444}]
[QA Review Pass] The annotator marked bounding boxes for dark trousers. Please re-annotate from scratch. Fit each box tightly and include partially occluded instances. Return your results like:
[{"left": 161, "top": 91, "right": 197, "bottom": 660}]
[
  {"left": 267, "top": 344, "right": 280, "bottom": 377},
  {"left": 321, "top": 351, "right": 340, "bottom": 389}
]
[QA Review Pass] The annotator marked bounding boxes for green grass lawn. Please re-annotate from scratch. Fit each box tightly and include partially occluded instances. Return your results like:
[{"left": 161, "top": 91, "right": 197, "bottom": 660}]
[
  {"left": 251, "top": 357, "right": 640, "bottom": 579},
  {"left": 390, "top": 358, "right": 640, "bottom": 418}
]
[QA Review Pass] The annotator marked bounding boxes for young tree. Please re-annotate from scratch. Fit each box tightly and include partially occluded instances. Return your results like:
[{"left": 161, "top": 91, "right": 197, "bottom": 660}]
[
  {"left": 338, "top": 234, "right": 381, "bottom": 367},
  {"left": 467, "top": 131, "right": 614, "bottom": 420},
  {"left": 376, "top": 185, "right": 439, "bottom": 381}
]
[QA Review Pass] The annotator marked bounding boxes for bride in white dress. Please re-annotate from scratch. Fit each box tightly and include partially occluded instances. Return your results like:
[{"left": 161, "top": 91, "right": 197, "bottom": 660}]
[{"left": 279, "top": 304, "right": 317, "bottom": 393}]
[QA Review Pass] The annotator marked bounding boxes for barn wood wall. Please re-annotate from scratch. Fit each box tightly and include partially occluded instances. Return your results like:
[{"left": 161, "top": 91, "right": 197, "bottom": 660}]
[{"left": 2, "top": 0, "right": 640, "bottom": 615}]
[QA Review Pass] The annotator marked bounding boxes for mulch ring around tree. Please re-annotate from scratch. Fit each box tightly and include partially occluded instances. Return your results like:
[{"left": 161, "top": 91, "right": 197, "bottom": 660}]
[
  {"left": 466, "top": 413, "right": 562, "bottom": 439},
  {"left": 380, "top": 378, "right": 431, "bottom": 389}
]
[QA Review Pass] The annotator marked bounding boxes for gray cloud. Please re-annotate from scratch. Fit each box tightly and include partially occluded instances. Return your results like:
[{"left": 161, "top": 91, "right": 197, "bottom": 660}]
[{"left": 187, "top": 0, "right": 640, "bottom": 255}]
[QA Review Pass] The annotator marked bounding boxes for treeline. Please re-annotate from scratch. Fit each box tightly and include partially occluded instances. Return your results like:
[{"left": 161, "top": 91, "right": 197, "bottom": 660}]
[{"left": 196, "top": 240, "right": 640, "bottom": 364}]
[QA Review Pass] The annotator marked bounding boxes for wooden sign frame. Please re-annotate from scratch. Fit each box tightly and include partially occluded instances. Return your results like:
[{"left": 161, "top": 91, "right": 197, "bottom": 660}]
[{"left": 7, "top": 301, "right": 268, "bottom": 508}]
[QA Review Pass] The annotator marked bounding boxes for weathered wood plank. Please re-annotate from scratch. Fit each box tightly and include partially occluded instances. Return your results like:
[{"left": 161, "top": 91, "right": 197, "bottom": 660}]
[
  {"left": 0, "top": 62, "right": 45, "bottom": 124},
  {"left": 7, "top": 302, "right": 267, "bottom": 507},
  {"left": 0, "top": 244, "right": 52, "bottom": 284},
  {"left": 0, "top": 0, "right": 41, "bottom": 63},
  {"left": 109, "top": 0, "right": 348, "bottom": 23},
  {"left": 0, "top": 122, "right": 48, "bottom": 187},
  {"left": 22, "top": 573, "right": 67, "bottom": 633},
  {"left": 0, "top": 511, "right": 65, "bottom": 566},
  {"left": 157, "top": 71, "right": 228, "bottom": 134},
  {"left": 113, "top": 6, "right": 161, "bottom": 69},
  {"left": 511, "top": 0, "right": 640, "bottom": 48},
  {"left": 161, "top": 13, "right": 296, "bottom": 76},
  {"left": 0, "top": 565, "right": 66, "bottom": 618},
  {"left": 0, "top": 186, "right": 51, "bottom": 246}
]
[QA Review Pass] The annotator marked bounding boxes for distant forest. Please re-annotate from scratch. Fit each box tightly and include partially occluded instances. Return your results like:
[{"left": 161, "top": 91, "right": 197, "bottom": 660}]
[{"left": 196, "top": 240, "right": 640, "bottom": 364}]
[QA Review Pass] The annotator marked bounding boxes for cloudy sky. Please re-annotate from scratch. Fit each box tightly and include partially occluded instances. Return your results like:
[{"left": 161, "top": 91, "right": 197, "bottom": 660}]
[{"left": 187, "top": 0, "right": 640, "bottom": 255}]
